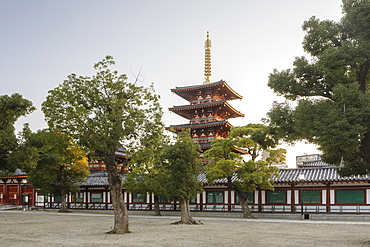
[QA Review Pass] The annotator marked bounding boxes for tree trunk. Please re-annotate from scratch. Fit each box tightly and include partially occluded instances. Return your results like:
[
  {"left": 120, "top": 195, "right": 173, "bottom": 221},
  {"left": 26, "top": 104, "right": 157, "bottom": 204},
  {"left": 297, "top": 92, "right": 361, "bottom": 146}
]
[
  {"left": 153, "top": 194, "right": 161, "bottom": 216},
  {"left": 240, "top": 198, "right": 253, "bottom": 218},
  {"left": 236, "top": 191, "right": 254, "bottom": 219},
  {"left": 172, "top": 200, "right": 202, "bottom": 224},
  {"left": 105, "top": 154, "right": 130, "bottom": 234},
  {"left": 357, "top": 59, "right": 370, "bottom": 93},
  {"left": 58, "top": 166, "right": 70, "bottom": 213},
  {"left": 359, "top": 131, "right": 370, "bottom": 173},
  {"left": 58, "top": 194, "right": 69, "bottom": 213}
]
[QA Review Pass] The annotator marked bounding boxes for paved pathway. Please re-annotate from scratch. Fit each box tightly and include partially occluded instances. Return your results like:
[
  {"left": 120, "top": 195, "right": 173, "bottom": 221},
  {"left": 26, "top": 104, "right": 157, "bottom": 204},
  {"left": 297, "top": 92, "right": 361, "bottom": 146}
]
[{"left": 2, "top": 210, "right": 370, "bottom": 225}]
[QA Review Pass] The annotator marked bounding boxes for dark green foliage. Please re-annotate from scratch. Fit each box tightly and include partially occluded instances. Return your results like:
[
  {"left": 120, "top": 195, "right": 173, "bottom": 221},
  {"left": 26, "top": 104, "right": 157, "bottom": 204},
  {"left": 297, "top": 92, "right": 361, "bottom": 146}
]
[
  {"left": 162, "top": 130, "right": 203, "bottom": 203},
  {"left": 204, "top": 126, "right": 281, "bottom": 218},
  {"left": 15, "top": 129, "right": 89, "bottom": 197},
  {"left": 42, "top": 56, "right": 162, "bottom": 156},
  {"left": 0, "top": 94, "right": 35, "bottom": 176},
  {"left": 267, "top": 0, "right": 370, "bottom": 175},
  {"left": 124, "top": 127, "right": 168, "bottom": 210},
  {"left": 41, "top": 55, "right": 162, "bottom": 232}
]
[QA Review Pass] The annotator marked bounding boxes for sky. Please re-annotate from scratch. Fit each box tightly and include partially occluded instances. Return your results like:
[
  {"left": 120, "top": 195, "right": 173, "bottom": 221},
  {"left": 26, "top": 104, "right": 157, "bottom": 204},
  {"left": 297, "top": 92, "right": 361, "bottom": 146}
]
[{"left": 0, "top": 0, "right": 344, "bottom": 167}]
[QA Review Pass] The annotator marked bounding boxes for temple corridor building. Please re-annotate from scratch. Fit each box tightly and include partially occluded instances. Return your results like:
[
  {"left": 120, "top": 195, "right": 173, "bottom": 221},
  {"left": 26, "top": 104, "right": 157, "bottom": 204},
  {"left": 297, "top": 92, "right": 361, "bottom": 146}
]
[{"left": 1, "top": 33, "right": 370, "bottom": 217}]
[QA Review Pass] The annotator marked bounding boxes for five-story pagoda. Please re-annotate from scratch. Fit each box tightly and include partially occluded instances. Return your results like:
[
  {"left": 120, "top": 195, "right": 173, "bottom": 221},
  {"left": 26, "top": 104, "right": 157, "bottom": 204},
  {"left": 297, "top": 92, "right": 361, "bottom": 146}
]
[{"left": 168, "top": 32, "right": 244, "bottom": 151}]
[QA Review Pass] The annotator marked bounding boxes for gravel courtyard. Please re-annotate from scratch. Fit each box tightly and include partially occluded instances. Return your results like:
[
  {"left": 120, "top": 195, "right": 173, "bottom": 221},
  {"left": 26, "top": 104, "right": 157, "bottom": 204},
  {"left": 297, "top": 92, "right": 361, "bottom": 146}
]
[{"left": 0, "top": 210, "right": 370, "bottom": 247}]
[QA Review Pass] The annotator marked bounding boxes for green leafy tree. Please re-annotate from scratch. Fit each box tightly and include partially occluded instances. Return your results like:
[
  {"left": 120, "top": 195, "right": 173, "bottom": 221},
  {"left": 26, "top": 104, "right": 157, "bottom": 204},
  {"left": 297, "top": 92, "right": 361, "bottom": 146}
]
[
  {"left": 230, "top": 124, "right": 278, "bottom": 161},
  {"left": 41, "top": 56, "right": 163, "bottom": 233},
  {"left": 267, "top": 0, "right": 370, "bottom": 175},
  {"left": 123, "top": 126, "right": 168, "bottom": 216},
  {"left": 205, "top": 125, "right": 282, "bottom": 218},
  {"left": 0, "top": 94, "right": 35, "bottom": 176},
  {"left": 162, "top": 130, "right": 203, "bottom": 224},
  {"left": 15, "top": 129, "right": 89, "bottom": 212}
]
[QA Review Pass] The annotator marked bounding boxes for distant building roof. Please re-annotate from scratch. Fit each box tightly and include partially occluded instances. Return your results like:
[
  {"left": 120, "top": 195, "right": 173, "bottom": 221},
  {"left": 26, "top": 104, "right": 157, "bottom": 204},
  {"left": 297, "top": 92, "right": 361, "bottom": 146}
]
[{"left": 298, "top": 160, "right": 334, "bottom": 168}]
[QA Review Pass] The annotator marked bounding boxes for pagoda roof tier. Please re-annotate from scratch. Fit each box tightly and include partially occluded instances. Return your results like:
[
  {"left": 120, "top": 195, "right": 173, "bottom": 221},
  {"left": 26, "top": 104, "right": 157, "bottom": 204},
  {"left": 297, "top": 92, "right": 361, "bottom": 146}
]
[
  {"left": 197, "top": 142, "right": 249, "bottom": 154},
  {"left": 199, "top": 142, "right": 212, "bottom": 149},
  {"left": 171, "top": 80, "right": 242, "bottom": 102},
  {"left": 166, "top": 120, "right": 233, "bottom": 130},
  {"left": 169, "top": 100, "right": 244, "bottom": 120}
]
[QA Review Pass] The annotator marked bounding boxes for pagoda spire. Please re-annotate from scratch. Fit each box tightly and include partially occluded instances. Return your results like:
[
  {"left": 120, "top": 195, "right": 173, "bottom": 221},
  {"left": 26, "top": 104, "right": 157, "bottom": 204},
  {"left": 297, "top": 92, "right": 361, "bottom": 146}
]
[{"left": 204, "top": 31, "right": 212, "bottom": 84}]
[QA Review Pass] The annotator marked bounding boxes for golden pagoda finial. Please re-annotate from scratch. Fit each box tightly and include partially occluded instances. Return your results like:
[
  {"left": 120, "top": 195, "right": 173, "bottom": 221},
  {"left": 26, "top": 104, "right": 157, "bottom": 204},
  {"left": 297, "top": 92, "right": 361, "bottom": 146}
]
[{"left": 204, "top": 31, "right": 212, "bottom": 84}]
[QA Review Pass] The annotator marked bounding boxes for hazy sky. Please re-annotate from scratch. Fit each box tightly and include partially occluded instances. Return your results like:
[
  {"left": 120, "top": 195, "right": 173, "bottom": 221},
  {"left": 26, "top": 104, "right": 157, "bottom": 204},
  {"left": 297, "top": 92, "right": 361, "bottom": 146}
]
[{"left": 1, "top": 0, "right": 344, "bottom": 166}]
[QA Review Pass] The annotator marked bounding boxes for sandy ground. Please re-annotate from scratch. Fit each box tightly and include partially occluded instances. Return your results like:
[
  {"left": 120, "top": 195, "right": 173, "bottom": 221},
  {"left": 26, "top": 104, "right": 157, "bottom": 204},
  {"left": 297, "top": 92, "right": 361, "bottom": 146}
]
[{"left": 0, "top": 210, "right": 370, "bottom": 247}]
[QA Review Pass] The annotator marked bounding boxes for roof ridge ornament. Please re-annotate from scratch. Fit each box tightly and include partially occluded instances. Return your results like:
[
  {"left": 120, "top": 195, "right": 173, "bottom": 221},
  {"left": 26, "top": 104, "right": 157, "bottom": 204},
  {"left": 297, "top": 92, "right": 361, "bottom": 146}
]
[{"left": 204, "top": 31, "right": 212, "bottom": 84}]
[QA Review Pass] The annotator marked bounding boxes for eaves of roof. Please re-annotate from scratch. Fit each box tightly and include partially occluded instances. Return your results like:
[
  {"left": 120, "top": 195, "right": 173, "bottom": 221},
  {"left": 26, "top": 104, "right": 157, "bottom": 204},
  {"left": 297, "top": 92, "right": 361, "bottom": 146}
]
[
  {"left": 300, "top": 160, "right": 333, "bottom": 167},
  {"left": 169, "top": 100, "right": 244, "bottom": 118},
  {"left": 199, "top": 167, "right": 370, "bottom": 185},
  {"left": 274, "top": 167, "right": 370, "bottom": 183},
  {"left": 171, "top": 80, "right": 243, "bottom": 101},
  {"left": 75, "top": 167, "right": 370, "bottom": 188},
  {"left": 166, "top": 120, "right": 232, "bottom": 130}
]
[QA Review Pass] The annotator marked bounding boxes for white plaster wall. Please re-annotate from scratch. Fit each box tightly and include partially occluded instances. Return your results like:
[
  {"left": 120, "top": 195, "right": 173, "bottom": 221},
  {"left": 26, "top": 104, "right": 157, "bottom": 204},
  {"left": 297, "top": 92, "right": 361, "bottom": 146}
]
[
  {"left": 224, "top": 191, "right": 228, "bottom": 204},
  {"left": 295, "top": 190, "right": 299, "bottom": 205},
  {"left": 146, "top": 193, "right": 150, "bottom": 203},
  {"left": 287, "top": 191, "right": 291, "bottom": 204},
  {"left": 231, "top": 191, "right": 235, "bottom": 204},
  {"left": 87, "top": 192, "right": 90, "bottom": 203},
  {"left": 254, "top": 191, "right": 258, "bottom": 204},
  {"left": 322, "top": 190, "right": 327, "bottom": 204},
  {"left": 202, "top": 191, "right": 206, "bottom": 204},
  {"left": 102, "top": 192, "right": 106, "bottom": 203},
  {"left": 367, "top": 189, "right": 370, "bottom": 204},
  {"left": 330, "top": 190, "right": 335, "bottom": 204},
  {"left": 261, "top": 191, "right": 265, "bottom": 204}
]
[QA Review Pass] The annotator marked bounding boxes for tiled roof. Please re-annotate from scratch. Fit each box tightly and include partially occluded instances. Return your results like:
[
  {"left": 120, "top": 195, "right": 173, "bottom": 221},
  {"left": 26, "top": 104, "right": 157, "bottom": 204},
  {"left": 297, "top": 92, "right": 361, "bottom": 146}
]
[
  {"left": 169, "top": 100, "right": 227, "bottom": 110},
  {"left": 198, "top": 167, "right": 370, "bottom": 185},
  {"left": 14, "top": 169, "right": 26, "bottom": 176},
  {"left": 198, "top": 172, "right": 242, "bottom": 184},
  {"left": 171, "top": 80, "right": 243, "bottom": 100},
  {"left": 274, "top": 167, "right": 370, "bottom": 183},
  {"left": 167, "top": 120, "right": 232, "bottom": 130},
  {"left": 80, "top": 167, "right": 370, "bottom": 187},
  {"left": 169, "top": 100, "right": 244, "bottom": 119},
  {"left": 0, "top": 169, "right": 27, "bottom": 178},
  {"left": 199, "top": 142, "right": 212, "bottom": 149},
  {"left": 299, "top": 160, "right": 333, "bottom": 168},
  {"left": 80, "top": 170, "right": 110, "bottom": 186},
  {"left": 172, "top": 80, "right": 224, "bottom": 91},
  {"left": 89, "top": 147, "right": 127, "bottom": 158}
]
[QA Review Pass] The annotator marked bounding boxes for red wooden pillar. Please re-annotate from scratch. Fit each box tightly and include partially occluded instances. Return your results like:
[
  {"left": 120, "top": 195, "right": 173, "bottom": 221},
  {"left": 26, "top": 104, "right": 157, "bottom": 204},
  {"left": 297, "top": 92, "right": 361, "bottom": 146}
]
[
  {"left": 291, "top": 184, "right": 295, "bottom": 213},
  {"left": 0, "top": 184, "right": 4, "bottom": 205},
  {"left": 105, "top": 187, "right": 109, "bottom": 210},
  {"left": 85, "top": 187, "right": 89, "bottom": 209},
  {"left": 258, "top": 189, "right": 262, "bottom": 212},
  {"left": 326, "top": 183, "right": 331, "bottom": 213},
  {"left": 200, "top": 192, "right": 203, "bottom": 211},
  {"left": 149, "top": 193, "right": 153, "bottom": 211},
  {"left": 2, "top": 181, "right": 7, "bottom": 205}
]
